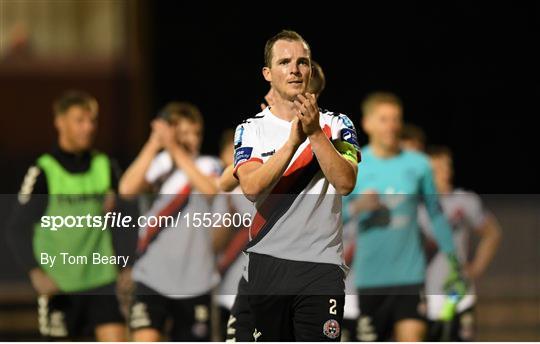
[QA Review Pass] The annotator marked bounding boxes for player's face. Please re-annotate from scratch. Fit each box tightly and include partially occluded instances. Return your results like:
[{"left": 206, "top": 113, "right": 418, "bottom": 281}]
[
  {"left": 55, "top": 105, "right": 97, "bottom": 152},
  {"left": 430, "top": 154, "right": 453, "bottom": 192},
  {"left": 364, "top": 103, "right": 402, "bottom": 150},
  {"left": 263, "top": 40, "right": 311, "bottom": 101},
  {"left": 174, "top": 118, "right": 202, "bottom": 156}
]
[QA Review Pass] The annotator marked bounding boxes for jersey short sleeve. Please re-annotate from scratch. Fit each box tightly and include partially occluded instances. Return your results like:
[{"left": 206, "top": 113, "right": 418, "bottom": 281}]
[
  {"left": 233, "top": 122, "right": 263, "bottom": 177},
  {"left": 196, "top": 156, "right": 223, "bottom": 177},
  {"left": 463, "top": 192, "right": 487, "bottom": 230},
  {"left": 331, "top": 113, "right": 361, "bottom": 165},
  {"left": 145, "top": 151, "right": 173, "bottom": 184}
]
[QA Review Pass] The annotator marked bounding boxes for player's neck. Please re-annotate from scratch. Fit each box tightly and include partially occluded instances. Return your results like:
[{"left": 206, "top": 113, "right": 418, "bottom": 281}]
[
  {"left": 370, "top": 142, "right": 400, "bottom": 158},
  {"left": 438, "top": 183, "right": 453, "bottom": 194},
  {"left": 57, "top": 137, "right": 86, "bottom": 156},
  {"left": 270, "top": 96, "right": 296, "bottom": 122}
]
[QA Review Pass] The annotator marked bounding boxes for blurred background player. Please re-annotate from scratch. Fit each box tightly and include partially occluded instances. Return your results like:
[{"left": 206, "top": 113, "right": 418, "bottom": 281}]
[
  {"left": 118, "top": 102, "right": 221, "bottom": 341},
  {"left": 343, "top": 92, "right": 463, "bottom": 341},
  {"left": 341, "top": 218, "right": 360, "bottom": 342},
  {"left": 5, "top": 90, "right": 127, "bottom": 341},
  {"left": 421, "top": 145, "right": 502, "bottom": 341},
  {"left": 222, "top": 60, "right": 328, "bottom": 342},
  {"left": 211, "top": 129, "right": 254, "bottom": 341},
  {"left": 400, "top": 123, "right": 426, "bottom": 152}
]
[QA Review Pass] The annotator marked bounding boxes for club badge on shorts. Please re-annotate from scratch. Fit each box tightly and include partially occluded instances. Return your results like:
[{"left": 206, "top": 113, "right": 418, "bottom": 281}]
[{"left": 323, "top": 319, "right": 340, "bottom": 339}]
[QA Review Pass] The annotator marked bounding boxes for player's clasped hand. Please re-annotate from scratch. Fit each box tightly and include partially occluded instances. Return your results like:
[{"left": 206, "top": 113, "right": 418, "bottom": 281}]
[
  {"left": 354, "top": 190, "right": 384, "bottom": 213},
  {"left": 29, "top": 268, "right": 59, "bottom": 296},
  {"left": 148, "top": 119, "right": 164, "bottom": 149},
  {"left": 151, "top": 118, "right": 176, "bottom": 149},
  {"left": 288, "top": 118, "right": 307, "bottom": 148},
  {"left": 294, "top": 92, "right": 321, "bottom": 136}
]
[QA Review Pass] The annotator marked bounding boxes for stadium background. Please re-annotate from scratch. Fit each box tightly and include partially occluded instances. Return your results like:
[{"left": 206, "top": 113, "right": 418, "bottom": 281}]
[{"left": 0, "top": 1, "right": 538, "bottom": 340}]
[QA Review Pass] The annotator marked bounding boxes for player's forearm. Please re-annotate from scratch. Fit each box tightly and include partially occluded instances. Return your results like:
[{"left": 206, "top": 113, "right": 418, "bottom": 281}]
[
  {"left": 6, "top": 199, "right": 46, "bottom": 272},
  {"left": 309, "top": 130, "right": 357, "bottom": 195},
  {"left": 119, "top": 141, "right": 159, "bottom": 197},
  {"left": 7, "top": 225, "right": 38, "bottom": 272},
  {"left": 470, "top": 215, "right": 502, "bottom": 278},
  {"left": 167, "top": 144, "right": 219, "bottom": 196},
  {"left": 239, "top": 141, "right": 298, "bottom": 199},
  {"left": 219, "top": 164, "right": 238, "bottom": 192}
]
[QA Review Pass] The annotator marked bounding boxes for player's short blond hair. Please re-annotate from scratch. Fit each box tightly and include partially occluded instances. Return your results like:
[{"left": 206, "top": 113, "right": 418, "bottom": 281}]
[
  {"left": 361, "top": 92, "right": 402, "bottom": 119},
  {"left": 264, "top": 30, "right": 311, "bottom": 68},
  {"left": 53, "top": 90, "right": 98, "bottom": 117},
  {"left": 160, "top": 101, "right": 204, "bottom": 127}
]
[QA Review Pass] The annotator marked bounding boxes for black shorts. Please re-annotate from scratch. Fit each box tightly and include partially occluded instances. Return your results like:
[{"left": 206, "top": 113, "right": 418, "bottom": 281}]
[
  {"left": 37, "top": 283, "right": 124, "bottom": 339},
  {"left": 129, "top": 282, "right": 212, "bottom": 341},
  {"left": 226, "top": 277, "right": 255, "bottom": 341},
  {"left": 246, "top": 253, "right": 345, "bottom": 341},
  {"left": 357, "top": 284, "right": 427, "bottom": 341},
  {"left": 427, "top": 306, "right": 475, "bottom": 341},
  {"left": 218, "top": 305, "right": 230, "bottom": 341}
]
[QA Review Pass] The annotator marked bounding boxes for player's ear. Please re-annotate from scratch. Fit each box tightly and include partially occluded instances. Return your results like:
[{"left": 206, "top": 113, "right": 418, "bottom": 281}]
[
  {"left": 54, "top": 114, "right": 64, "bottom": 132},
  {"left": 262, "top": 66, "right": 272, "bottom": 82}
]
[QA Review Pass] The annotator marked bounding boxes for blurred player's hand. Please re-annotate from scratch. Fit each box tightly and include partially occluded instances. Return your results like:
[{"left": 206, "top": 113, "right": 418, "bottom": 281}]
[
  {"left": 294, "top": 93, "right": 321, "bottom": 136},
  {"left": 462, "top": 263, "right": 482, "bottom": 280},
  {"left": 288, "top": 118, "right": 307, "bottom": 148},
  {"left": 29, "top": 268, "right": 59, "bottom": 296},
  {"left": 148, "top": 120, "right": 164, "bottom": 150},
  {"left": 351, "top": 190, "right": 383, "bottom": 214},
  {"left": 152, "top": 118, "right": 176, "bottom": 149}
]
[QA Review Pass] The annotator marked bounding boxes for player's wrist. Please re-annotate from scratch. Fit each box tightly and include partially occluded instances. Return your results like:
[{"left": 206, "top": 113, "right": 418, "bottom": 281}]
[
  {"left": 285, "top": 139, "right": 301, "bottom": 151},
  {"left": 163, "top": 140, "right": 180, "bottom": 153},
  {"left": 144, "top": 139, "right": 161, "bottom": 153},
  {"left": 466, "top": 263, "right": 482, "bottom": 279},
  {"left": 307, "top": 127, "right": 324, "bottom": 139}
]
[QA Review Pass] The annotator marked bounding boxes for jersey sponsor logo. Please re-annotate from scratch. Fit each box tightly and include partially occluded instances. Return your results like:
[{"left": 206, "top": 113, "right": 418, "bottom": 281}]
[
  {"left": 261, "top": 149, "right": 275, "bottom": 157},
  {"left": 234, "top": 147, "right": 253, "bottom": 166},
  {"left": 234, "top": 126, "right": 244, "bottom": 149},
  {"left": 339, "top": 114, "right": 355, "bottom": 129},
  {"left": 323, "top": 319, "right": 340, "bottom": 339},
  {"left": 340, "top": 128, "right": 360, "bottom": 149}
]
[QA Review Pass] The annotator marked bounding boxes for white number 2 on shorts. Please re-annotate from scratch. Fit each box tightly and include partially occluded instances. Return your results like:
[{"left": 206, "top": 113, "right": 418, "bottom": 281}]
[{"left": 329, "top": 298, "right": 337, "bottom": 315}]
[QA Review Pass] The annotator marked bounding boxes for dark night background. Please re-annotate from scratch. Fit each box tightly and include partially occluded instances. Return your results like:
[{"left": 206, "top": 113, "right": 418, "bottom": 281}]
[
  {"left": 148, "top": 2, "right": 538, "bottom": 194},
  {"left": 1, "top": 2, "right": 537, "bottom": 194}
]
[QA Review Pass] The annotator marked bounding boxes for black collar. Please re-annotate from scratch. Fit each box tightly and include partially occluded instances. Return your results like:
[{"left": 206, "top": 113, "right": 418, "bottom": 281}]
[{"left": 49, "top": 143, "right": 93, "bottom": 173}]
